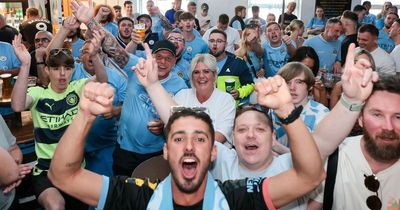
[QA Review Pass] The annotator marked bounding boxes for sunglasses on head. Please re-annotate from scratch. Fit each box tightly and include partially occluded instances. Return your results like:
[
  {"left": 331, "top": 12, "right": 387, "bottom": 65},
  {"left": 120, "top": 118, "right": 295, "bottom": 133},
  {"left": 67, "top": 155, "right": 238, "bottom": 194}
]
[
  {"left": 49, "top": 48, "right": 72, "bottom": 57},
  {"left": 364, "top": 174, "right": 382, "bottom": 210},
  {"left": 170, "top": 106, "right": 210, "bottom": 116},
  {"left": 237, "top": 103, "right": 272, "bottom": 120}
]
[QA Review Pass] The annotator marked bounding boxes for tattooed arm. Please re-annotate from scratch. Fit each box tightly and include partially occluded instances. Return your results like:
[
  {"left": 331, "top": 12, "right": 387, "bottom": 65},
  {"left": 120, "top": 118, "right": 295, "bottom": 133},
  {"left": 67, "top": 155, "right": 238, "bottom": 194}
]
[{"left": 70, "top": 0, "right": 129, "bottom": 69}]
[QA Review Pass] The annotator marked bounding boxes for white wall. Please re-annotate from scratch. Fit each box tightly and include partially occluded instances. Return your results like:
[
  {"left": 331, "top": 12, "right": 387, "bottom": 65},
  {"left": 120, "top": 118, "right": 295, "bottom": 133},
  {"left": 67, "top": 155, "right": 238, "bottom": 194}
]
[{"left": 196, "top": 0, "right": 248, "bottom": 26}]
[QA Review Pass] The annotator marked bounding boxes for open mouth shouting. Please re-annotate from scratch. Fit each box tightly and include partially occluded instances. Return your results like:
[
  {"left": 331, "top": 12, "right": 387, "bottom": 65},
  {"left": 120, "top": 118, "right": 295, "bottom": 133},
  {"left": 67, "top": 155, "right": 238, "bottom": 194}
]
[{"left": 180, "top": 155, "right": 199, "bottom": 180}]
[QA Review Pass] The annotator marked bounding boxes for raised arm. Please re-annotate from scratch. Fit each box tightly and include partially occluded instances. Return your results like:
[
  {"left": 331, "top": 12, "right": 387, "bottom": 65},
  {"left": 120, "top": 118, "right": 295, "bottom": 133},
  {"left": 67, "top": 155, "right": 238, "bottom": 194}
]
[
  {"left": 88, "top": 29, "right": 108, "bottom": 83},
  {"left": 71, "top": 0, "right": 129, "bottom": 69},
  {"left": 255, "top": 76, "right": 325, "bottom": 208},
  {"left": 11, "top": 34, "right": 33, "bottom": 112},
  {"left": 46, "top": 16, "right": 80, "bottom": 53},
  {"left": 313, "top": 44, "right": 379, "bottom": 161},
  {"left": 133, "top": 44, "right": 177, "bottom": 123},
  {"left": 48, "top": 82, "right": 114, "bottom": 207}
]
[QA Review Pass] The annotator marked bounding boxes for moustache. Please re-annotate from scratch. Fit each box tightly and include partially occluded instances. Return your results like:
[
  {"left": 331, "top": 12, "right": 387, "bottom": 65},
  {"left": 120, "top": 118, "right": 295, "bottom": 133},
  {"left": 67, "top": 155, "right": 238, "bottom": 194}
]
[{"left": 377, "top": 130, "right": 400, "bottom": 140}]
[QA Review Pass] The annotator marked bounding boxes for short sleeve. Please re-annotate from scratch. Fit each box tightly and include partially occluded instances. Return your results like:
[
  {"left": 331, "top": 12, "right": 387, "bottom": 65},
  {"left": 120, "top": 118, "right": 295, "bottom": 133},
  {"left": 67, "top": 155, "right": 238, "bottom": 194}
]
[
  {"left": 95, "top": 176, "right": 110, "bottom": 210},
  {"left": 232, "top": 21, "right": 242, "bottom": 30}
]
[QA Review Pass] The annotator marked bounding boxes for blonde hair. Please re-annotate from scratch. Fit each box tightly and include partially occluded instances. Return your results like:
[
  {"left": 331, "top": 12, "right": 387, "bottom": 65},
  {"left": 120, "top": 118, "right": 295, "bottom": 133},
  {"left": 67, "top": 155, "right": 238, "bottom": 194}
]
[
  {"left": 190, "top": 54, "right": 218, "bottom": 87},
  {"left": 284, "top": 19, "right": 304, "bottom": 35},
  {"left": 235, "top": 28, "right": 261, "bottom": 60}
]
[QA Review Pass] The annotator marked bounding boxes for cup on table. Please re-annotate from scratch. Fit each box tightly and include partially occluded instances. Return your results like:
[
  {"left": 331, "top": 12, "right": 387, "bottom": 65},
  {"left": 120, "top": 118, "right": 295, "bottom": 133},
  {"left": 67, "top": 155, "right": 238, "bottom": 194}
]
[
  {"left": 225, "top": 78, "right": 235, "bottom": 93},
  {"left": 0, "top": 73, "right": 12, "bottom": 100},
  {"left": 134, "top": 23, "right": 146, "bottom": 43}
]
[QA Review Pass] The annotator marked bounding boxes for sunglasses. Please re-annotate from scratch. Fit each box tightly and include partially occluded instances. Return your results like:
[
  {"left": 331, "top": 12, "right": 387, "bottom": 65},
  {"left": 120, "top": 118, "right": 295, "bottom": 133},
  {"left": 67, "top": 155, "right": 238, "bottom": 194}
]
[
  {"left": 364, "top": 174, "right": 382, "bottom": 210},
  {"left": 49, "top": 48, "right": 72, "bottom": 57},
  {"left": 34, "top": 38, "right": 50, "bottom": 43},
  {"left": 237, "top": 103, "right": 272, "bottom": 124}
]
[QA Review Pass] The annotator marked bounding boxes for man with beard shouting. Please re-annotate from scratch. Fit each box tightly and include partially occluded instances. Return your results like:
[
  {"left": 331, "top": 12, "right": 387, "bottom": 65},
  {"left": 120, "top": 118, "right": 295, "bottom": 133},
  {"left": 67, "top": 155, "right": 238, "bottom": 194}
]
[
  {"left": 309, "top": 73, "right": 400, "bottom": 208},
  {"left": 116, "top": 17, "right": 134, "bottom": 48}
]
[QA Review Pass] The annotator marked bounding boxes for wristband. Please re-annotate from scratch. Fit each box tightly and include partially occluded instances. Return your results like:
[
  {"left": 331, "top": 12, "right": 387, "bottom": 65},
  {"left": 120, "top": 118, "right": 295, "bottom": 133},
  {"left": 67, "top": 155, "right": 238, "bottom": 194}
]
[
  {"left": 277, "top": 105, "right": 303, "bottom": 125},
  {"left": 339, "top": 93, "right": 364, "bottom": 112}
]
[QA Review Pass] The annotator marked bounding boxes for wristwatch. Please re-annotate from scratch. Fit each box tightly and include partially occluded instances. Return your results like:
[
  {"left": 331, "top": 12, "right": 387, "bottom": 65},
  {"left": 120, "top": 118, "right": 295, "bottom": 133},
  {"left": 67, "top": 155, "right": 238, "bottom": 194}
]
[
  {"left": 339, "top": 93, "right": 364, "bottom": 112},
  {"left": 277, "top": 105, "right": 303, "bottom": 125}
]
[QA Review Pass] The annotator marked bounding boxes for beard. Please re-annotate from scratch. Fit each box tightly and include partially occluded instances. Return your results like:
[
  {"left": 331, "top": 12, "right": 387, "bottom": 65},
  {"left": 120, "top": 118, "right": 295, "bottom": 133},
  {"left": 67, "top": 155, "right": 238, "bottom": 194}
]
[
  {"left": 170, "top": 153, "right": 209, "bottom": 194},
  {"left": 209, "top": 48, "right": 225, "bottom": 58},
  {"left": 363, "top": 127, "right": 400, "bottom": 163}
]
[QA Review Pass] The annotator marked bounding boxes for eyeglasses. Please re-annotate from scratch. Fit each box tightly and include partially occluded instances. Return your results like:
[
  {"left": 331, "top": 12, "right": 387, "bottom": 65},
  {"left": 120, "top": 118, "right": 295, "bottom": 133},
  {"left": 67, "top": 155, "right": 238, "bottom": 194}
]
[
  {"left": 208, "top": 39, "right": 225, "bottom": 44},
  {"left": 155, "top": 54, "right": 175, "bottom": 62},
  {"left": 170, "top": 106, "right": 210, "bottom": 116},
  {"left": 49, "top": 48, "right": 72, "bottom": 57},
  {"left": 286, "top": 79, "right": 306, "bottom": 86},
  {"left": 364, "top": 174, "right": 382, "bottom": 210},
  {"left": 34, "top": 38, "right": 50, "bottom": 43},
  {"left": 168, "top": 37, "right": 184, "bottom": 43}
]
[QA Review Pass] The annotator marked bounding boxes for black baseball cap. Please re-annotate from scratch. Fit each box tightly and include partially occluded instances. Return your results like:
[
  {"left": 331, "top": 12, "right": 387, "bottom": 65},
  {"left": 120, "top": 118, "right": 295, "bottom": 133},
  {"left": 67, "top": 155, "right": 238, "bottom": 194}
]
[
  {"left": 152, "top": 40, "right": 176, "bottom": 57},
  {"left": 137, "top": 14, "right": 152, "bottom": 23}
]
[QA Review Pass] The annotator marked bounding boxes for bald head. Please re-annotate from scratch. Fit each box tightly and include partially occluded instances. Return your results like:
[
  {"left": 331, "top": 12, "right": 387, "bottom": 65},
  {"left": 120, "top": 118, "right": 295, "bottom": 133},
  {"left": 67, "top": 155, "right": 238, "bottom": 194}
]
[{"left": 34, "top": 31, "right": 53, "bottom": 49}]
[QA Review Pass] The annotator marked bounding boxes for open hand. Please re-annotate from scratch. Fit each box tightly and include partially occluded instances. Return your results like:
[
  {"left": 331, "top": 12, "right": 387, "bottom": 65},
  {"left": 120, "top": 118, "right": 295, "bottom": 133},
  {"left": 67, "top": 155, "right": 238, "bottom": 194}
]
[
  {"left": 341, "top": 43, "right": 379, "bottom": 103},
  {"left": 12, "top": 34, "right": 31, "bottom": 65},
  {"left": 132, "top": 43, "right": 159, "bottom": 88},
  {"left": 70, "top": 0, "right": 94, "bottom": 25}
]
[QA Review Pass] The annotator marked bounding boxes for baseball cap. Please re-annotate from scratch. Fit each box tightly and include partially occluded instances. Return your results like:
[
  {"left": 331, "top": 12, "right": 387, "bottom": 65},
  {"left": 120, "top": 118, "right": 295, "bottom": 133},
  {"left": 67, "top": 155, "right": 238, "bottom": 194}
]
[
  {"left": 137, "top": 14, "right": 152, "bottom": 23},
  {"left": 152, "top": 40, "right": 176, "bottom": 57}
]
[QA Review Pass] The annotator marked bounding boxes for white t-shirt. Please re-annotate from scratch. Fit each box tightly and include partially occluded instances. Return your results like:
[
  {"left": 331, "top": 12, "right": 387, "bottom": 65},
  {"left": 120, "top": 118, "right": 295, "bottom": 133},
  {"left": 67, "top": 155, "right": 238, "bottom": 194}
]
[
  {"left": 173, "top": 88, "right": 236, "bottom": 143},
  {"left": 203, "top": 26, "right": 240, "bottom": 54},
  {"left": 211, "top": 142, "right": 308, "bottom": 210},
  {"left": 198, "top": 13, "right": 213, "bottom": 31},
  {"left": 390, "top": 44, "right": 400, "bottom": 73},
  {"left": 368, "top": 47, "right": 396, "bottom": 75},
  {"left": 314, "top": 135, "right": 400, "bottom": 210}
]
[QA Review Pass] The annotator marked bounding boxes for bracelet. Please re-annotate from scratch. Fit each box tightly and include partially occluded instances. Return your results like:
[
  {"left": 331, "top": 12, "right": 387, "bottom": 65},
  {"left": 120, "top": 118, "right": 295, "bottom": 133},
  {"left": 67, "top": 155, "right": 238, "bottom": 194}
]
[
  {"left": 277, "top": 105, "right": 303, "bottom": 125},
  {"left": 339, "top": 93, "right": 364, "bottom": 112}
]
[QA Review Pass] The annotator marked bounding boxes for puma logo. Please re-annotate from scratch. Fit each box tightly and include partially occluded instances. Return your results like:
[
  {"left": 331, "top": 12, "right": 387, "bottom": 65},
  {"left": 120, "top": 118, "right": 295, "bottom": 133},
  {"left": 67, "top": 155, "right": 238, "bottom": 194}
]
[{"left": 45, "top": 102, "right": 54, "bottom": 110}]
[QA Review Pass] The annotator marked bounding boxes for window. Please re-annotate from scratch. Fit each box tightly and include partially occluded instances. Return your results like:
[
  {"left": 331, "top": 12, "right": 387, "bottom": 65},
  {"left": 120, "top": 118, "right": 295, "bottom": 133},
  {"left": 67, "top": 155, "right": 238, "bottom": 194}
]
[
  {"left": 247, "top": 0, "right": 301, "bottom": 24},
  {"left": 138, "top": 0, "right": 191, "bottom": 15},
  {"left": 362, "top": 0, "right": 400, "bottom": 16}
]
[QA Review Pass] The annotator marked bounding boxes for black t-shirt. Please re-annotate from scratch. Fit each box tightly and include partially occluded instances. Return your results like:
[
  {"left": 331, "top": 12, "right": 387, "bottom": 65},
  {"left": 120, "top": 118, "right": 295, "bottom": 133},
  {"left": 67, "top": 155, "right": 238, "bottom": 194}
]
[
  {"left": 19, "top": 19, "right": 52, "bottom": 49},
  {"left": 278, "top": 13, "right": 298, "bottom": 28},
  {"left": 0, "top": 25, "right": 18, "bottom": 44},
  {"left": 341, "top": 34, "right": 359, "bottom": 65},
  {"left": 103, "top": 176, "right": 269, "bottom": 210}
]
